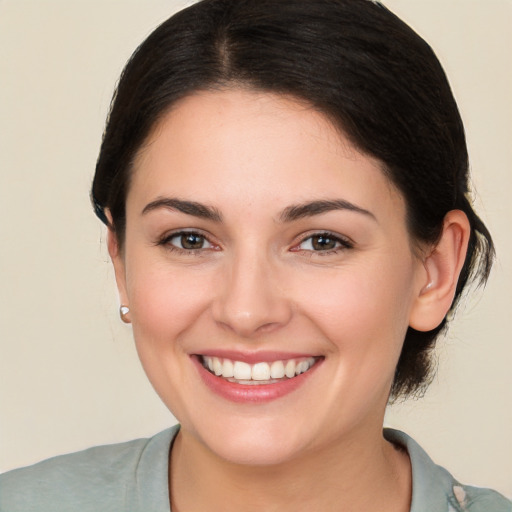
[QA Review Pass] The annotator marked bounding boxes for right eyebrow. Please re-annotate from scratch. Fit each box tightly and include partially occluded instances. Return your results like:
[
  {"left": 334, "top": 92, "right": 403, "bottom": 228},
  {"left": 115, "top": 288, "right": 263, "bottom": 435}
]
[{"left": 141, "top": 197, "right": 223, "bottom": 222}]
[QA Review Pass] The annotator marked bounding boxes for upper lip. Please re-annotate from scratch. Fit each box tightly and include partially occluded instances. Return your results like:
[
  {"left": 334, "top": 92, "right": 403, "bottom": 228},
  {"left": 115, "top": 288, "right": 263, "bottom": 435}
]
[{"left": 193, "top": 349, "right": 321, "bottom": 364}]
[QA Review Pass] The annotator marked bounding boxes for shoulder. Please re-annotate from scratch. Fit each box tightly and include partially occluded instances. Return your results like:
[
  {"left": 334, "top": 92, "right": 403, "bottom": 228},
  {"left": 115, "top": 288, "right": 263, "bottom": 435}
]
[
  {"left": 0, "top": 426, "right": 179, "bottom": 512},
  {"left": 385, "top": 429, "right": 511, "bottom": 512}
]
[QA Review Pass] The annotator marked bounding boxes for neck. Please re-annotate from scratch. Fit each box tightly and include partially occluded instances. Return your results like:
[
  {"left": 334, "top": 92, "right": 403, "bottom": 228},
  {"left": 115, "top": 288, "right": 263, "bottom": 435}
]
[{"left": 169, "top": 424, "right": 411, "bottom": 512}]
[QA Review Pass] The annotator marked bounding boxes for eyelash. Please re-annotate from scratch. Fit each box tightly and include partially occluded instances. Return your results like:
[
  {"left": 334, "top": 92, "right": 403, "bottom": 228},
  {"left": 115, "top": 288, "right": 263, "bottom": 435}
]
[
  {"left": 157, "top": 230, "right": 217, "bottom": 256},
  {"left": 157, "top": 230, "right": 353, "bottom": 257},
  {"left": 292, "top": 232, "right": 354, "bottom": 256}
]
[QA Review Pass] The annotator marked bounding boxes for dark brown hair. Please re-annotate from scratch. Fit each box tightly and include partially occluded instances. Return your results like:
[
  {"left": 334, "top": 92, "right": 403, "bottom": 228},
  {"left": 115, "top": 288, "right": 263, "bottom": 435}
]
[{"left": 92, "top": 0, "right": 494, "bottom": 399}]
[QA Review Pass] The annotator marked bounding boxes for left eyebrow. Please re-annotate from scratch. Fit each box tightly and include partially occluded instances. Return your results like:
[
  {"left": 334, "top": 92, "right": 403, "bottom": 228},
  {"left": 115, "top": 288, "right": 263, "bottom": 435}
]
[{"left": 279, "top": 199, "right": 376, "bottom": 223}]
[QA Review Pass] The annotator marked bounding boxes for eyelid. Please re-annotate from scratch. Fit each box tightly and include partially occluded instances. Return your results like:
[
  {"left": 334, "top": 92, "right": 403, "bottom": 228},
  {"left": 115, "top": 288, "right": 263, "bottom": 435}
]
[
  {"left": 170, "top": 232, "right": 213, "bottom": 249},
  {"left": 157, "top": 228, "right": 220, "bottom": 252},
  {"left": 155, "top": 228, "right": 353, "bottom": 255},
  {"left": 291, "top": 231, "right": 354, "bottom": 252}
]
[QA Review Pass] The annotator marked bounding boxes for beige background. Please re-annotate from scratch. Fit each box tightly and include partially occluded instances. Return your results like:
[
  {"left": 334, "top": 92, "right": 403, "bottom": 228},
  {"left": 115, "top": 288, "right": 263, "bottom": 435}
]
[{"left": 0, "top": 0, "right": 510, "bottom": 498}]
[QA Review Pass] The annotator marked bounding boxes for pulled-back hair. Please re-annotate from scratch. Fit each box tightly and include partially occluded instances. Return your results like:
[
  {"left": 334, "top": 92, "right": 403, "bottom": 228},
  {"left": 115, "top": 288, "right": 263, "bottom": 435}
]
[{"left": 92, "top": 0, "right": 494, "bottom": 399}]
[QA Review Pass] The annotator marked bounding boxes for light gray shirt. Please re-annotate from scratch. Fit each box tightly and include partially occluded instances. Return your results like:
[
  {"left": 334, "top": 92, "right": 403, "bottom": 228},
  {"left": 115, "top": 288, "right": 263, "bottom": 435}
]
[{"left": 1, "top": 425, "right": 510, "bottom": 511}]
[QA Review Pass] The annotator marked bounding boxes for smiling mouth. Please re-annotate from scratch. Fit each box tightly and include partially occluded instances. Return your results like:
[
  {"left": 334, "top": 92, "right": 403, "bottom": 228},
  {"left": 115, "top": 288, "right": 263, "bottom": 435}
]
[{"left": 200, "top": 355, "right": 320, "bottom": 385}]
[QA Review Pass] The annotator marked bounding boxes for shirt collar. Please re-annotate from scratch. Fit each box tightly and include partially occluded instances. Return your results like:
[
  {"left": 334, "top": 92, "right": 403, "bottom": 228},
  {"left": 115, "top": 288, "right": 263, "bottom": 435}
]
[{"left": 385, "top": 428, "right": 457, "bottom": 512}]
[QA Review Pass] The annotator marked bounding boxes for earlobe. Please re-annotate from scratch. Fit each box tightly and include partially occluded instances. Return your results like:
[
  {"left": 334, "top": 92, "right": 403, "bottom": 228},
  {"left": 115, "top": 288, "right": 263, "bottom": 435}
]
[{"left": 409, "top": 210, "right": 470, "bottom": 332}]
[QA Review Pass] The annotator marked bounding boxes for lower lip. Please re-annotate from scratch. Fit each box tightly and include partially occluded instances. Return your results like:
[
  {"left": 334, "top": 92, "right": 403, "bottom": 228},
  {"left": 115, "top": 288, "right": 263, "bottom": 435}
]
[{"left": 192, "top": 356, "right": 322, "bottom": 403}]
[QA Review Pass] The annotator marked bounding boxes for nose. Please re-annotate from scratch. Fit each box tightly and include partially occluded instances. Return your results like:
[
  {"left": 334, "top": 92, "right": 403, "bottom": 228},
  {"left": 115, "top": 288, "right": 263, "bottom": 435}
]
[{"left": 212, "top": 250, "right": 293, "bottom": 339}]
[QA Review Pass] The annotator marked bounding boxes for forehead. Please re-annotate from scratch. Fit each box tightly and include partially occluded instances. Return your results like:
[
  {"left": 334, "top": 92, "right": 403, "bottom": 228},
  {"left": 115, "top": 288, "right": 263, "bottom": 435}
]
[{"left": 129, "top": 89, "right": 404, "bottom": 221}]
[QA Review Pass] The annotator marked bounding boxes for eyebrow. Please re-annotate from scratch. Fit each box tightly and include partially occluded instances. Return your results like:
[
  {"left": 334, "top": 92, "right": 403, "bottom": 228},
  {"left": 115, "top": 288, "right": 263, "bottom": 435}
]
[
  {"left": 141, "top": 196, "right": 375, "bottom": 224},
  {"left": 142, "top": 197, "right": 223, "bottom": 222},
  {"left": 279, "top": 199, "right": 376, "bottom": 223}
]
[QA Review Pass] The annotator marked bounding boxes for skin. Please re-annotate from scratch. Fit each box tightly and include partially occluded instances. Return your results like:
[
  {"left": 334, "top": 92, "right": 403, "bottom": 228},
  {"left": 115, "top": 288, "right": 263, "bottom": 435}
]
[{"left": 108, "top": 89, "right": 470, "bottom": 511}]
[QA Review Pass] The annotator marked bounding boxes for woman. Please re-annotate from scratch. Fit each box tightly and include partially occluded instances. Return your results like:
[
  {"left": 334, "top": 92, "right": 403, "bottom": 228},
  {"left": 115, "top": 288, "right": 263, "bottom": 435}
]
[{"left": 1, "top": 0, "right": 510, "bottom": 511}]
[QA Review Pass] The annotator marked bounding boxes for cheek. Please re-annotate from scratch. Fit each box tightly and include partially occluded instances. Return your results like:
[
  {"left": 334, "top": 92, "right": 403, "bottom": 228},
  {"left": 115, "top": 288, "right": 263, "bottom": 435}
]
[
  {"left": 123, "top": 260, "right": 218, "bottom": 415},
  {"left": 294, "top": 259, "right": 416, "bottom": 354},
  {"left": 124, "top": 251, "right": 217, "bottom": 353},
  {"left": 292, "top": 261, "right": 417, "bottom": 423}
]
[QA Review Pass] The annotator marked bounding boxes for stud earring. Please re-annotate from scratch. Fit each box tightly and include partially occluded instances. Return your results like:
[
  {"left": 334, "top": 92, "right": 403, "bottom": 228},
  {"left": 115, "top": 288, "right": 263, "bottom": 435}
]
[{"left": 120, "top": 305, "right": 131, "bottom": 324}]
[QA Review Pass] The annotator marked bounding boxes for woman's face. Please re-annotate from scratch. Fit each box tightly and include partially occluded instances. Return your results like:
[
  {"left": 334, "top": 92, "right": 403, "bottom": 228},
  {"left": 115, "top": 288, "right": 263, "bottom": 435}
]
[{"left": 112, "top": 89, "right": 427, "bottom": 465}]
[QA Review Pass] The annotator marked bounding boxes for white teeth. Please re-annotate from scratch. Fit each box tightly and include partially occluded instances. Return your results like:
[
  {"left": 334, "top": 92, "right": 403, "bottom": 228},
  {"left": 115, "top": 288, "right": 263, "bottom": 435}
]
[
  {"left": 252, "top": 362, "right": 271, "bottom": 381},
  {"left": 270, "top": 360, "right": 285, "bottom": 379},
  {"left": 202, "top": 355, "right": 318, "bottom": 383},
  {"left": 296, "top": 361, "right": 309, "bottom": 375},
  {"left": 222, "top": 359, "right": 234, "bottom": 378},
  {"left": 213, "top": 357, "right": 223, "bottom": 376},
  {"left": 233, "top": 361, "right": 252, "bottom": 380},
  {"left": 285, "top": 359, "right": 296, "bottom": 378}
]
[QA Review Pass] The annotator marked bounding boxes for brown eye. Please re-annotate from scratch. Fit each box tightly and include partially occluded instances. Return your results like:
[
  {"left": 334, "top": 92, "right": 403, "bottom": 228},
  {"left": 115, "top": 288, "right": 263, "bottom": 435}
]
[
  {"left": 311, "top": 234, "right": 337, "bottom": 251},
  {"left": 165, "top": 232, "right": 213, "bottom": 251},
  {"left": 294, "top": 232, "right": 352, "bottom": 253},
  {"left": 181, "top": 233, "right": 206, "bottom": 249}
]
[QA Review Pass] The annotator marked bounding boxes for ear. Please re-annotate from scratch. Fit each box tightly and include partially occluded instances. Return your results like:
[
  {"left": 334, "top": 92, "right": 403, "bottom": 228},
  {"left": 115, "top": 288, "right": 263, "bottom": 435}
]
[
  {"left": 105, "top": 211, "right": 130, "bottom": 318},
  {"left": 409, "top": 210, "right": 471, "bottom": 332}
]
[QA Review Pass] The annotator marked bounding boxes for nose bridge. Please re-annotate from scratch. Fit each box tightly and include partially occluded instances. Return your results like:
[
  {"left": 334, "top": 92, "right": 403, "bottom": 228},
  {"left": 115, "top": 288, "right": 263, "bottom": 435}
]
[{"left": 213, "top": 242, "right": 291, "bottom": 337}]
